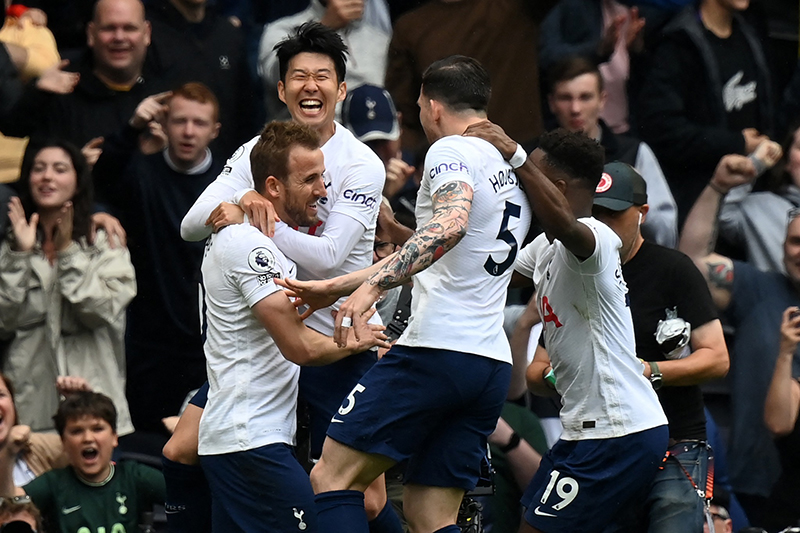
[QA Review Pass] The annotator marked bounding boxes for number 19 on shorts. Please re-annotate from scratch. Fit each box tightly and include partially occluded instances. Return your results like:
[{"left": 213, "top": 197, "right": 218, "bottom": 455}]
[{"left": 541, "top": 470, "right": 580, "bottom": 511}]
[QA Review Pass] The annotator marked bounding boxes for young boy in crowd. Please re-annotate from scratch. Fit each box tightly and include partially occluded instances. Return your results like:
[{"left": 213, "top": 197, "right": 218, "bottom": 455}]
[{"left": 1, "top": 392, "right": 165, "bottom": 533}]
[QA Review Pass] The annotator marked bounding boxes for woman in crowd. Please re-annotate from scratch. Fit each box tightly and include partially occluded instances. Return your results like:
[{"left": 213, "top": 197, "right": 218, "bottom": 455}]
[{"left": 0, "top": 140, "right": 135, "bottom": 435}]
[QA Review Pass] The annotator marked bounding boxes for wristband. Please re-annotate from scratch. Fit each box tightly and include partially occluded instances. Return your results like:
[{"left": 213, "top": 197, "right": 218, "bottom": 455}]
[
  {"left": 499, "top": 432, "right": 522, "bottom": 453},
  {"left": 748, "top": 153, "right": 769, "bottom": 177},
  {"left": 233, "top": 188, "right": 256, "bottom": 206},
  {"left": 509, "top": 143, "right": 527, "bottom": 169},
  {"left": 708, "top": 181, "right": 727, "bottom": 195},
  {"left": 544, "top": 367, "right": 557, "bottom": 388}
]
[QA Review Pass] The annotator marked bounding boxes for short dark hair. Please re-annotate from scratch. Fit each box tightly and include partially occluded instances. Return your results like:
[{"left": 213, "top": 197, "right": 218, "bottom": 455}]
[
  {"left": 250, "top": 121, "right": 320, "bottom": 193},
  {"left": 547, "top": 56, "right": 604, "bottom": 95},
  {"left": 18, "top": 139, "right": 93, "bottom": 242},
  {"left": 53, "top": 391, "right": 117, "bottom": 436},
  {"left": 538, "top": 128, "right": 605, "bottom": 191},
  {"left": 274, "top": 22, "right": 348, "bottom": 84},
  {"left": 170, "top": 82, "right": 220, "bottom": 122},
  {"left": 421, "top": 55, "right": 491, "bottom": 114}
]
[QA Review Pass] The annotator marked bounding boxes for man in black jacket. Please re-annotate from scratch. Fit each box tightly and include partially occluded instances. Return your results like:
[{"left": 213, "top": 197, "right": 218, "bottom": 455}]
[
  {"left": 92, "top": 82, "right": 223, "bottom": 436},
  {"left": 0, "top": 0, "right": 170, "bottom": 179},
  {"left": 636, "top": 0, "right": 774, "bottom": 223},
  {"left": 147, "top": 0, "right": 257, "bottom": 158}
]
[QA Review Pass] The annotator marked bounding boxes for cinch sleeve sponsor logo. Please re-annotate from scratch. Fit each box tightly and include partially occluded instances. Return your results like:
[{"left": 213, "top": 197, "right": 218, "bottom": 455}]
[
  {"left": 429, "top": 161, "right": 470, "bottom": 179},
  {"left": 343, "top": 188, "right": 377, "bottom": 208}
]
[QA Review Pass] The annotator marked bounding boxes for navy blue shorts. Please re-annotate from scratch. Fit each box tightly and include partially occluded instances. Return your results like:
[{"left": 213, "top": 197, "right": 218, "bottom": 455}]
[
  {"left": 299, "top": 350, "right": 377, "bottom": 459},
  {"left": 326, "top": 344, "right": 511, "bottom": 491},
  {"left": 200, "top": 443, "right": 317, "bottom": 533},
  {"left": 521, "top": 425, "right": 669, "bottom": 533},
  {"left": 189, "top": 381, "right": 209, "bottom": 408}
]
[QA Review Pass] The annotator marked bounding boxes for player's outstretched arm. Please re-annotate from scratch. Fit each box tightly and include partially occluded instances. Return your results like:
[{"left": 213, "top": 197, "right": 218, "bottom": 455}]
[
  {"left": 332, "top": 180, "right": 473, "bottom": 346},
  {"left": 252, "top": 290, "right": 390, "bottom": 366},
  {"left": 464, "top": 120, "right": 595, "bottom": 259},
  {"left": 275, "top": 254, "right": 395, "bottom": 319}
]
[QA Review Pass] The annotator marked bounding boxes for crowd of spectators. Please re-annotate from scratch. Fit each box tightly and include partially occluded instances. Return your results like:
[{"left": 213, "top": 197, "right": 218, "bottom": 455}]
[{"left": 0, "top": 0, "right": 798, "bottom": 531}]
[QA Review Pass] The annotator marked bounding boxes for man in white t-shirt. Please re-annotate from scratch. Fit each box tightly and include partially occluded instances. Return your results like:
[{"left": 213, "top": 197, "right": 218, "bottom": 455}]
[
  {"left": 464, "top": 123, "right": 669, "bottom": 532},
  {"left": 197, "top": 121, "right": 387, "bottom": 531},
  {"left": 168, "top": 23, "right": 399, "bottom": 533},
  {"left": 278, "top": 55, "right": 532, "bottom": 533}
]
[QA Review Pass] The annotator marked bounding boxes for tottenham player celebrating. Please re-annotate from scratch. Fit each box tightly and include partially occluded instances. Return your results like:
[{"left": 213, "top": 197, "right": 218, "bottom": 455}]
[
  {"left": 279, "top": 56, "right": 532, "bottom": 533},
  {"left": 465, "top": 123, "right": 669, "bottom": 532},
  {"left": 198, "top": 121, "right": 388, "bottom": 532},
  {"left": 174, "top": 23, "right": 399, "bottom": 533}
]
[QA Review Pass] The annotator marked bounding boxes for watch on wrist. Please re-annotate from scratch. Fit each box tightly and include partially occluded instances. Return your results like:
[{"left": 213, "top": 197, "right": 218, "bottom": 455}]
[{"left": 648, "top": 360, "right": 663, "bottom": 390}]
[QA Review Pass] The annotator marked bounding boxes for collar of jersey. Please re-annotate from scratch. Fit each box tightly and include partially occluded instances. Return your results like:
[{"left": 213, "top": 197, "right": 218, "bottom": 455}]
[{"left": 76, "top": 462, "right": 115, "bottom": 487}]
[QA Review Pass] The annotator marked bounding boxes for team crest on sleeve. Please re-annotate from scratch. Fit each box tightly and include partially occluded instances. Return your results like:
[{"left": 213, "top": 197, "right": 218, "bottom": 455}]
[
  {"left": 596, "top": 173, "right": 612, "bottom": 193},
  {"left": 248, "top": 247, "right": 276, "bottom": 273},
  {"left": 226, "top": 145, "right": 245, "bottom": 164}
]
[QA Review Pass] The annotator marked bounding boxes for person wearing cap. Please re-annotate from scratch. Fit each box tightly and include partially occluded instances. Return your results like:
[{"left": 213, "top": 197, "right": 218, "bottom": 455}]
[
  {"left": 593, "top": 161, "right": 729, "bottom": 531},
  {"left": 342, "top": 83, "right": 417, "bottom": 199}
]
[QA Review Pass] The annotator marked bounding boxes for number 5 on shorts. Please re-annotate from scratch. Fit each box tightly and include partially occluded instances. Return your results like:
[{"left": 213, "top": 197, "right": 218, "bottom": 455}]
[
  {"left": 338, "top": 384, "right": 366, "bottom": 416},
  {"left": 540, "top": 470, "right": 580, "bottom": 511}
]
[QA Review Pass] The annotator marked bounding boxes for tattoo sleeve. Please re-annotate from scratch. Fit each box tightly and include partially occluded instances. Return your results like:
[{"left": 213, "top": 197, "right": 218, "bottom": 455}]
[
  {"left": 707, "top": 260, "right": 734, "bottom": 290},
  {"left": 367, "top": 181, "right": 473, "bottom": 290}
]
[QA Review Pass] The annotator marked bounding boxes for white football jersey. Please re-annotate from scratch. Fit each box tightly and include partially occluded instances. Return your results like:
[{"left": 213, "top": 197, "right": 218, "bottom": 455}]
[
  {"left": 183, "top": 122, "right": 384, "bottom": 337},
  {"left": 397, "top": 135, "right": 531, "bottom": 364},
  {"left": 198, "top": 224, "right": 299, "bottom": 456},
  {"left": 515, "top": 218, "right": 667, "bottom": 440}
]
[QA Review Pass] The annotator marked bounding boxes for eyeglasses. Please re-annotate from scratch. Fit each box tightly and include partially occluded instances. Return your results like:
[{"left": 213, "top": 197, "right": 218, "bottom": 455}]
[
  {"left": 0, "top": 496, "right": 31, "bottom": 506},
  {"left": 373, "top": 241, "right": 395, "bottom": 259}
]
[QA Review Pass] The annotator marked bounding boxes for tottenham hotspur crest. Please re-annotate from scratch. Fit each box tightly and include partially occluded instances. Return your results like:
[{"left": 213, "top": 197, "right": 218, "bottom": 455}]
[
  {"left": 293, "top": 507, "right": 307, "bottom": 530},
  {"left": 365, "top": 97, "right": 377, "bottom": 120},
  {"left": 116, "top": 493, "right": 128, "bottom": 515}
]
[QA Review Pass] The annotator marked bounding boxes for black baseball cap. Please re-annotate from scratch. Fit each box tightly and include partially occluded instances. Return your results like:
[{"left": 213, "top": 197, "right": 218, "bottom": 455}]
[
  {"left": 341, "top": 84, "right": 400, "bottom": 143},
  {"left": 593, "top": 161, "right": 648, "bottom": 211}
]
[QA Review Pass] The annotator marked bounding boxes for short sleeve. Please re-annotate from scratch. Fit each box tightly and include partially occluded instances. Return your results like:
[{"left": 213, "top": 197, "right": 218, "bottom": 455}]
[
  {"left": 515, "top": 235, "right": 546, "bottom": 280},
  {"left": 22, "top": 470, "right": 55, "bottom": 512},
  {"left": 133, "top": 462, "right": 166, "bottom": 507},
  {"left": 329, "top": 152, "right": 385, "bottom": 229},
  {"left": 569, "top": 218, "right": 620, "bottom": 275},
  {"left": 225, "top": 235, "right": 287, "bottom": 308},
  {"left": 423, "top": 137, "right": 476, "bottom": 199}
]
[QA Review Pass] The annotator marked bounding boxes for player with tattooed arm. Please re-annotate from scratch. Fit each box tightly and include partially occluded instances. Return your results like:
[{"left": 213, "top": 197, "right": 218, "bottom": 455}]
[
  {"left": 679, "top": 152, "right": 800, "bottom": 526},
  {"left": 279, "top": 55, "right": 531, "bottom": 533}
]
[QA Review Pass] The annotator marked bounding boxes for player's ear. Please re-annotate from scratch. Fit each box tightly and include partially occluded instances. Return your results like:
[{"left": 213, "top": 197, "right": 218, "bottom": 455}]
[
  {"left": 430, "top": 100, "right": 443, "bottom": 122},
  {"left": 265, "top": 176, "right": 282, "bottom": 198},
  {"left": 278, "top": 80, "right": 286, "bottom": 104},
  {"left": 639, "top": 204, "right": 649, "bottom": 224}
]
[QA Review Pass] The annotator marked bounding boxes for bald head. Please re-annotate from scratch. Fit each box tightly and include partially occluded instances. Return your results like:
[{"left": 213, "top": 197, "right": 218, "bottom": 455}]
[
  {"left": 88, "top": 0, "right": 151, "bottom": 86},
  {"left": 93, "top": 0, "right": 145, "bottom": 23}
]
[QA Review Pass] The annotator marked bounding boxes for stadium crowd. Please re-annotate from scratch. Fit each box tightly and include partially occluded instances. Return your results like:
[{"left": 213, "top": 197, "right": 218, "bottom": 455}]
[{"left": 0, "top": 0, "right": 798, "bottom": 532}]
